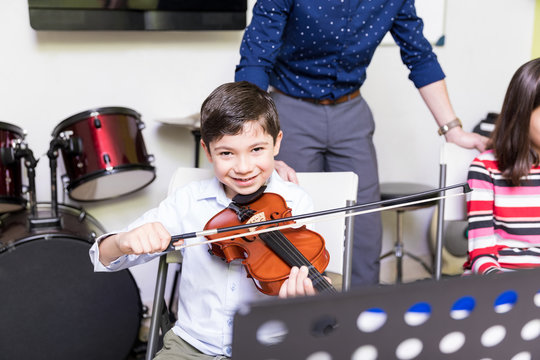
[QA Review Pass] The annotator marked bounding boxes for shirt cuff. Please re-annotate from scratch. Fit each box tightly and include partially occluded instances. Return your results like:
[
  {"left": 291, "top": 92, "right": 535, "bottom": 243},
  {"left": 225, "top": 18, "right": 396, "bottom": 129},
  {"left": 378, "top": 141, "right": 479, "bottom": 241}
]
[
  {"left": 408, "top": 61, "right": 446, "bottom": 88},
  {"left": 234, "top": 66, "right": 269, "bottom": 91},
  {"left": 89, "top": 231, "right": 128, "bottom": 272}
]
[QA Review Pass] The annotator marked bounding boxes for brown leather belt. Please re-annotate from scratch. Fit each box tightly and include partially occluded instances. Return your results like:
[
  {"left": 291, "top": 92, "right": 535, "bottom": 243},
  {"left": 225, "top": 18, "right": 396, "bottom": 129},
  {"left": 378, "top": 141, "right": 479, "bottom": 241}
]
[{"left": 273, "top": 88, "right": 360, "bottom": 105}]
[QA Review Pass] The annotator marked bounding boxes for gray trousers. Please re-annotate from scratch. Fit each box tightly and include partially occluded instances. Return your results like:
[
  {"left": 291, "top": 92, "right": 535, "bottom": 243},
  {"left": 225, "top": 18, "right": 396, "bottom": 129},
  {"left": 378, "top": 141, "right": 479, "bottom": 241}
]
[
  {"left": 271, "top": 91, "right": 382, "bottom": 287},
  {"left": 154, "top": 330, "right": 230, "bottom": 360}
]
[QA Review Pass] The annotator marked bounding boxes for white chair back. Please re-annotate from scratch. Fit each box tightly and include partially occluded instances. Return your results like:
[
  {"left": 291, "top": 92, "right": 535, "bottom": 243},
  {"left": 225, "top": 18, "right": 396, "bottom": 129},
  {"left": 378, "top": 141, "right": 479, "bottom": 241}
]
[{"left": 296, "top": 172, "right": 358, "bottom": 277}]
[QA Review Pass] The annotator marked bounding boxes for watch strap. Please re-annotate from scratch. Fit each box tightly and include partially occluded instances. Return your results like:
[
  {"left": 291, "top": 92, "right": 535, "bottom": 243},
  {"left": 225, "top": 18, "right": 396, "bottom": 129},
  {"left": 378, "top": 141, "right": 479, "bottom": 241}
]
[{"left": 438, "top": 118, "right": 462, "bottom": 136}]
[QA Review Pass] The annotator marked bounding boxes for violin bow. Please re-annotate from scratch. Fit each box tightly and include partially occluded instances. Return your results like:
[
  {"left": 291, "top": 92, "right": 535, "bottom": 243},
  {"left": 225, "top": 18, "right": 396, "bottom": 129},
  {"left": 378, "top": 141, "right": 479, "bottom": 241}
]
[{"left": 169, "top": 182, "right": 471, "bottom": 250}]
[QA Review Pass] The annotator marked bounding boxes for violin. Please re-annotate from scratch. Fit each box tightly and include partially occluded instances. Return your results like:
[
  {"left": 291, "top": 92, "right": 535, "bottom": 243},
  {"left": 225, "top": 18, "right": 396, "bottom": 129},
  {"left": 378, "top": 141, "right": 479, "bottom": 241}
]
[
  {"left": 169, "top": 182, "right": 471, "bottom": 295},
  {"left": 203, "top": 190, "right": 336, "bottom": 296}
]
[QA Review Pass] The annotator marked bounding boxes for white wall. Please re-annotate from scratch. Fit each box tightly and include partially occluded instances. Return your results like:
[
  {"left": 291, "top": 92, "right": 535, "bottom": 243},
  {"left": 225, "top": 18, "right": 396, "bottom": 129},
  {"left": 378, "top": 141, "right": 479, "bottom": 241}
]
[{"left": 0, "top": 0, "right": 535, "bottom": 305}]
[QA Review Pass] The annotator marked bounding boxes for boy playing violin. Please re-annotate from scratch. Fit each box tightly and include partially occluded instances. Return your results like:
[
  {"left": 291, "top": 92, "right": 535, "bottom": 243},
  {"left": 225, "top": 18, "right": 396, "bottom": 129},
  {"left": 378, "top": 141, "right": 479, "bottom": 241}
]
[{"left": 90, "top": 81, "right": 321, "bottom": 359}]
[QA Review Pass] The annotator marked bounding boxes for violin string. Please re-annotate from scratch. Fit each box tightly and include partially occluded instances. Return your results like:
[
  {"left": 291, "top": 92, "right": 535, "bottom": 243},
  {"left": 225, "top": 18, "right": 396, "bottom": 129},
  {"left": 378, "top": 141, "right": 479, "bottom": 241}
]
[
  {"left": 175, "top": 192, "right": 464, "bottom": 250},
  {"left": 261, "top": 230, "right": 335, "bottom": 293},
  {"left": 264, "top": 230, "right": 335, "bottom": 293}
]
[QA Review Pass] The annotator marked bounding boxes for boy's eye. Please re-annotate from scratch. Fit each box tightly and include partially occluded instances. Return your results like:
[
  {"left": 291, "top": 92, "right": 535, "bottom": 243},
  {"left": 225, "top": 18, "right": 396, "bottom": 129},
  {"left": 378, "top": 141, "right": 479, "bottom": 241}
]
[
  {"left": 220, "top": 151, "right": 233, "bottom": 156},
  {"left": 252, "top": 147, "right": 264, "bottom": 152}
]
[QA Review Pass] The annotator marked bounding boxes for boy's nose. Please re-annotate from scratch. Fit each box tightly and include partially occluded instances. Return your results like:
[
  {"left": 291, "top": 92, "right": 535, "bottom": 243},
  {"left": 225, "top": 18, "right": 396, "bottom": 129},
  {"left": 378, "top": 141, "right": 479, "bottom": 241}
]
[{"left": 234, "top": 155, "right": 253, "bottom": 173}]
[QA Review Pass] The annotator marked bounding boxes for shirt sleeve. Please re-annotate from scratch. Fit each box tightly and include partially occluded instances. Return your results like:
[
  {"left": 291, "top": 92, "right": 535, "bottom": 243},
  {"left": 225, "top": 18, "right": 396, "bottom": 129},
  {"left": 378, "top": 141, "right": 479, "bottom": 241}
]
[
  {"left": 88, "top": 187, "right": 187, "bottom": 272},
  {"left": 465, "top": 157, "right": 501, "bottom": 274},
  {"left": 234, "top": 0, "right": 293, "bottom": 90},
  {"left": 390, "top": 0, "right": 446, "bottom": 88}
]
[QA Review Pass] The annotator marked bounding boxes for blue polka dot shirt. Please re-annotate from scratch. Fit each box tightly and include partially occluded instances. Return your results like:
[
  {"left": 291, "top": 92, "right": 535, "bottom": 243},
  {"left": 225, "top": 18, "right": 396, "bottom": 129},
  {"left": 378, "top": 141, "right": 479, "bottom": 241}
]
[{"left": 235, "top": 0, "right": 445, "bottom": 100}]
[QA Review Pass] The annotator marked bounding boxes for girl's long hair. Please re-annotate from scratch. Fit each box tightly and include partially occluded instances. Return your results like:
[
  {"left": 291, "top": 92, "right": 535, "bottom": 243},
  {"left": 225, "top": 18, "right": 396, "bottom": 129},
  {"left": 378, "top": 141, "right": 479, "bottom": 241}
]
[{"left": 490, "top": 58, "right": 540, "bottom": 185}]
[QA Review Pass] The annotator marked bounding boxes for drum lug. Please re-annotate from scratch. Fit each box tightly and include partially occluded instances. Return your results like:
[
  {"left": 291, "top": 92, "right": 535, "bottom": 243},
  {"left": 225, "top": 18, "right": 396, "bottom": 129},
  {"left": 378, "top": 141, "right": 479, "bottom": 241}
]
[
  {"left": 61, "top": 174, "right": 71, "bottom": 190},
  {"left": 93, "top": 118, "right": 102, "bottom": 129},
  {"left": 103, "top": 153, "right": 113, "bottom": 171},
  {"left": 59, "top": 130, "right": 74, "bottom": 140},
  {"left": 137, "top": 121, "right": 146, "bottom": 130},
  {"left": 147, "top": 154, "right": 155, "bottom": 164}
]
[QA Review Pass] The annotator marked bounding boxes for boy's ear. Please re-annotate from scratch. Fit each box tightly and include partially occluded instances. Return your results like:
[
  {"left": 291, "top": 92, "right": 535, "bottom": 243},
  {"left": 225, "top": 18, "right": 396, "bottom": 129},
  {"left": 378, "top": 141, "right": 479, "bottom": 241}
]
[
  {"left": 201, "top": 140, "right": 213, "bottom": 163},
  {"left": 273, "top": 131, "right": 283, "bottom": 157}
]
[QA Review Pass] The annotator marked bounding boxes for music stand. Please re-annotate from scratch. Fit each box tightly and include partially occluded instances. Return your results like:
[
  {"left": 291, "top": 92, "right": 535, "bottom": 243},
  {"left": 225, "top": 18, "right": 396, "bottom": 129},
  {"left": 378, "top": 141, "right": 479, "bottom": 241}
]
[{"left": 233, "top": 269, "right": 540, "bottom": 359}]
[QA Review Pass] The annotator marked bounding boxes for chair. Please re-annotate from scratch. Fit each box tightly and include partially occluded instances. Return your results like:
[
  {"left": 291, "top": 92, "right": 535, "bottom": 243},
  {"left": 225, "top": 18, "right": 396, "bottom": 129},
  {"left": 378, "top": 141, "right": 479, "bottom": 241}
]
[{"left": 145, "top": 168, "right": 358, "bottom": 359}]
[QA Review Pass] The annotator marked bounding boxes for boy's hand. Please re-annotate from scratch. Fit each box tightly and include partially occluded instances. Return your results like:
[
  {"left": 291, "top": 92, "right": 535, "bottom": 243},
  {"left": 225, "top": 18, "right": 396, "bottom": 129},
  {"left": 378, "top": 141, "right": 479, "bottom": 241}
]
[
  {"left": 116, "top": 222, "right": 171, "bottom": 255},
  {"left": 278, "top": 266, "right": 315, "bottom": 298}
]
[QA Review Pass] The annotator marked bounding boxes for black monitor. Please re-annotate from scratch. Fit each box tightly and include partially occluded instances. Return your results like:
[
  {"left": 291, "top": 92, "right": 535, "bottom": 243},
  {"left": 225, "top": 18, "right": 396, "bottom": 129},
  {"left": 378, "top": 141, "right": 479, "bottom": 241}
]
[{"left": 28, "top": 0, "right": 248, "bottom": 31}]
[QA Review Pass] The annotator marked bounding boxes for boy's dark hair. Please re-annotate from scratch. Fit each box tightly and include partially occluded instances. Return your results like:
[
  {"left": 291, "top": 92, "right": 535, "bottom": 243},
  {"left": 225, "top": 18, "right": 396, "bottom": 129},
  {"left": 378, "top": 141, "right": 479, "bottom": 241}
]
[
  {"left": 200, "top": 81, "right": 280, "bottom": 148},
  {"left": 490, "top": 58, "right": 540, "bottom": 185}
]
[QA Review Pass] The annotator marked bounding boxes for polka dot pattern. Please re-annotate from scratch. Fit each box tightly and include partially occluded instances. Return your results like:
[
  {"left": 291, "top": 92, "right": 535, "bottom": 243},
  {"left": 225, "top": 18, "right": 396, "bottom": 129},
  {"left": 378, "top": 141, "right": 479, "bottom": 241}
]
[{"left": 236, "top": 0, "right": 445, "bottom": 99}]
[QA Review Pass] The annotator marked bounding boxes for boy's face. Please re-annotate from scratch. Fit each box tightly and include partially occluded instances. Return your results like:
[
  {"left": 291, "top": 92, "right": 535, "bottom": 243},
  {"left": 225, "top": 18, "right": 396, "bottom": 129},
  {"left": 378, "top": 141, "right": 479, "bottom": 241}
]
[{"left": 201, "top": 121, "right": 283, "bottom": 199}]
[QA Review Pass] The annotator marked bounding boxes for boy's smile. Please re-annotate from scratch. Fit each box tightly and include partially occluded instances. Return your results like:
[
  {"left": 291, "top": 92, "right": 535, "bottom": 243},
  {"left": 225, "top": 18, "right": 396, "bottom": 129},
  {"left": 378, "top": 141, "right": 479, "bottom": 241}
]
[{"left": 202, "top": 121, "right": 283, "bottom": 199}]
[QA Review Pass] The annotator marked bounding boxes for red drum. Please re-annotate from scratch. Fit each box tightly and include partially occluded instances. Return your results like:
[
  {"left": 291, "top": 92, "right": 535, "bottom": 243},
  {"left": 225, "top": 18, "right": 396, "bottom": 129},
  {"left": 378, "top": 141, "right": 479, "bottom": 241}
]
[
  {"left": 52, "top": 107, "right": 155, "bottom": 201},
  {"left": 0, "top": 122, "right": 26, "bottom": 212},
  {"left": 0, "top": 203, "right": 142, "bottom": 360}
]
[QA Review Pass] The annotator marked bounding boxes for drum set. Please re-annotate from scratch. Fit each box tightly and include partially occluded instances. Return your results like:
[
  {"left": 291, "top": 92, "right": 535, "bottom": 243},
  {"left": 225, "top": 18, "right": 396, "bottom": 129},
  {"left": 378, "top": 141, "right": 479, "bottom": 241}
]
[{"left": 0, "top": 107, "right": 155, "bottom": 360}]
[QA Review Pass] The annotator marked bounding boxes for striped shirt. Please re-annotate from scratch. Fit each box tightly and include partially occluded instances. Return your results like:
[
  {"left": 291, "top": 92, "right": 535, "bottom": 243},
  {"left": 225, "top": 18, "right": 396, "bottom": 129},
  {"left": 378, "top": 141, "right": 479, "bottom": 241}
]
[{"left": 465, "top": 150, "right": 540, "bottom": 274}]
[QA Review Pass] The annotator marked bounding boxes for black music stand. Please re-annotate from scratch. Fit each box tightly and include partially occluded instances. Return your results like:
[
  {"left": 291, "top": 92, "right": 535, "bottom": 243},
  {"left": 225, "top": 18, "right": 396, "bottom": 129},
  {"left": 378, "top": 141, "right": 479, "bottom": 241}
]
[{"left": 233, "top": 269, "right": 540, "bottom": 359}]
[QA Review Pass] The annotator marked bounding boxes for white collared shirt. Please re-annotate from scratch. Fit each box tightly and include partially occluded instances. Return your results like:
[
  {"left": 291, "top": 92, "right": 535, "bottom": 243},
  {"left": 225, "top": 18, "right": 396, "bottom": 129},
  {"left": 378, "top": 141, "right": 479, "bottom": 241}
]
[{"left": 89, "top": 171, "right": 313, "bottom": 356}]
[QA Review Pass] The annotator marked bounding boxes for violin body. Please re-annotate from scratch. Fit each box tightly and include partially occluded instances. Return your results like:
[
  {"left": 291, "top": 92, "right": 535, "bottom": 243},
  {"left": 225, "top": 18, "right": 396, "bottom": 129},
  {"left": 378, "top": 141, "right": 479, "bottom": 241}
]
[{"left": 204, "top": 192, "right": 332, "bottom": 296}]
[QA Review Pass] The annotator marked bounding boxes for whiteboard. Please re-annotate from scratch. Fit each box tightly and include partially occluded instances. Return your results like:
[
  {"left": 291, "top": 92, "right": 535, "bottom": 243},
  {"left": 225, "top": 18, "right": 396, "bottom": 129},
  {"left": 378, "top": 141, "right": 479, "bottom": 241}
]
[{"left": 382, "top": 0, "right": 447, "bottom": 46}]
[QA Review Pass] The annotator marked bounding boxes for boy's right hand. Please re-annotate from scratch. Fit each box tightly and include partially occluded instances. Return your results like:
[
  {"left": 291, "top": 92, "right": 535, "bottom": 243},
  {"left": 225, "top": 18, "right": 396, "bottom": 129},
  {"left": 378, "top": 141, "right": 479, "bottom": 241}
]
[
  {"left": 99, "top": 222, "right": 173, "bottom": 266},
  {"left": 116, "top": 222, "right": 172, "bottom": 255}
]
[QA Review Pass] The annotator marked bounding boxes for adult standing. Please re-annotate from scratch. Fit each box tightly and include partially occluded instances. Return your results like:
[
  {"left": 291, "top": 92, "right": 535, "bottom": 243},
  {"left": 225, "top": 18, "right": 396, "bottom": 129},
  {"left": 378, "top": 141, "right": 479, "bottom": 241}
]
[{"left": 235, "top": 0, "right": 487, "bottom": 287}]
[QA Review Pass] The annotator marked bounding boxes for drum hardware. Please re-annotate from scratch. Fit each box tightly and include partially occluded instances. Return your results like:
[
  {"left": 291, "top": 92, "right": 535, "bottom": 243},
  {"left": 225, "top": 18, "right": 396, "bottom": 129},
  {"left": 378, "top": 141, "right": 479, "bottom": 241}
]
[{"left": 48, "top": 135, "right": 81, "bottom": 219}]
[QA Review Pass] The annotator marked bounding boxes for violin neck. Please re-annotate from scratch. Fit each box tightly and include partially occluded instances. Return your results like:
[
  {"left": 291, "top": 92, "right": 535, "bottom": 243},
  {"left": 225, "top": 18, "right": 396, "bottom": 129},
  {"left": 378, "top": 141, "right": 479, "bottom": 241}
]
[{"left": 259, "top": 231, "right": 337, "bottom": 294}]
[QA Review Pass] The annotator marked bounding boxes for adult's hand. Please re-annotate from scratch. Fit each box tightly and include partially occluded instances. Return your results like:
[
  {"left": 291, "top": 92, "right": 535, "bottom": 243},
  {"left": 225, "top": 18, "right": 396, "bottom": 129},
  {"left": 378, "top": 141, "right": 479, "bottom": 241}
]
[
  {"left": 275, "top": 160, "right": 299, "bottom": 184},
  {"left": 445, "top": 127, "right": 488, "bottom": 152}
]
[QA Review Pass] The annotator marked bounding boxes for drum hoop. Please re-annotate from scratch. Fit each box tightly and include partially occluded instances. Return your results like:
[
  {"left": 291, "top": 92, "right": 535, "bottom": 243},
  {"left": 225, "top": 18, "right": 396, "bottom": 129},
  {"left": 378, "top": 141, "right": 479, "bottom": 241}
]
[
  {"left": 0, "top": 196, "right": 27, "bottom": 206},
  {"left": 0, "top": 202, "right": 107, "bottom": 253},
  {"left": 66, "top": 164, "right": 156, "bottom": 201},
  {"left": 0, "top": 233, "right": 92, "bottom": 254},
  {"left": 0, "top": 121, "right": 25, "bottom": 137},
  {"left": 52, "top": 107, "right": 142, "bottom": 136}
]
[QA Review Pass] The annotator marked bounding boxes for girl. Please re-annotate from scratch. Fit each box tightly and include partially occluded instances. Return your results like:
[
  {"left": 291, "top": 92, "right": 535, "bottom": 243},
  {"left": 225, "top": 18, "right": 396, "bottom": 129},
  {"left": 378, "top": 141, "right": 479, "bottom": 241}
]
[{"left": 465, "top": 58, "right": 540, "bottom": 275}]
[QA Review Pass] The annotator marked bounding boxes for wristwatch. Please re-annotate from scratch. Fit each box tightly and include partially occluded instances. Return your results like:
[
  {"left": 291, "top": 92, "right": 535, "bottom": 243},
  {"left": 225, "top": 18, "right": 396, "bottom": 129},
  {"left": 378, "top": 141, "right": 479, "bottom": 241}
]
[{"left": 438, "top": 118, "right": 462, "bottom": 136}]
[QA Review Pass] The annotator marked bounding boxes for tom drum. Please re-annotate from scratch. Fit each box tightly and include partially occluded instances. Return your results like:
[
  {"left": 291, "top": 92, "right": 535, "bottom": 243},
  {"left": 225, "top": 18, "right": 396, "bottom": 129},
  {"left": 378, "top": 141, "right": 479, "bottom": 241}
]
[
  {"left": 52, "top": 107, "right": 155, "bottom": 201},
  {"left": 0, "top": 121, "right": 26, "bottom": 212}
]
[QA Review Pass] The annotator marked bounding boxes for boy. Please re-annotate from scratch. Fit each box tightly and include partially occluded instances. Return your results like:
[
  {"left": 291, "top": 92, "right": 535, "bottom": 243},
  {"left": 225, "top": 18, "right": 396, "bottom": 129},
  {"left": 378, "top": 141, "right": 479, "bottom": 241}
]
[{"left": 90, "top": 81, "right": 318, "bottom": 359}]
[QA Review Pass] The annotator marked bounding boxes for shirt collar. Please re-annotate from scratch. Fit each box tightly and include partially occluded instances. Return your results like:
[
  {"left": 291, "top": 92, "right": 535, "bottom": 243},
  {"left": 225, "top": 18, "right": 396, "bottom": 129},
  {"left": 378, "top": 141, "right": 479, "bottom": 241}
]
[{"left": 196, "top": 170, "right": 283, "bottom": 207}]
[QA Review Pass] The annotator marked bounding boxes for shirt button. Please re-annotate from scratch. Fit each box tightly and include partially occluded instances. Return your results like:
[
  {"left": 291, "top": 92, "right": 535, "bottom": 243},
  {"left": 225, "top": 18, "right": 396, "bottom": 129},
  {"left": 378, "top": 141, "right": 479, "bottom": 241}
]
[{"left": 224, "top": 346, "right": 232, "bottom": 356}]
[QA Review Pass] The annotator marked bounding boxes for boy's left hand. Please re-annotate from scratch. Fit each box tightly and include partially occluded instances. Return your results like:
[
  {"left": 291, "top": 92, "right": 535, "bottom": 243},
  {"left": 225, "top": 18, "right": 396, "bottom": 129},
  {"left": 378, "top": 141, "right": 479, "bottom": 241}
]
[{"left": 279, "top": 266, "right": 315, "bottom": 298}]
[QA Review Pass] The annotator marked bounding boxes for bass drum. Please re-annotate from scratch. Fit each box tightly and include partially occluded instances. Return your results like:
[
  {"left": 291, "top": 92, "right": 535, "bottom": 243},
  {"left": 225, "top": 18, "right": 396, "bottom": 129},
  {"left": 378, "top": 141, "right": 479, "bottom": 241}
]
[
  {"left": 0, "top": 203, "right": 142, "bottom": 360},
  {"left": 52, "top": 107, "right": 155, "bottom": 202}
]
